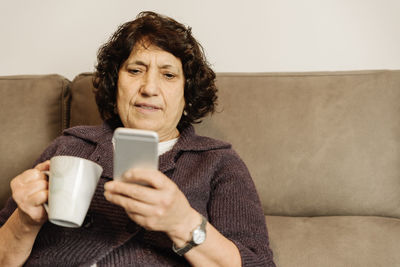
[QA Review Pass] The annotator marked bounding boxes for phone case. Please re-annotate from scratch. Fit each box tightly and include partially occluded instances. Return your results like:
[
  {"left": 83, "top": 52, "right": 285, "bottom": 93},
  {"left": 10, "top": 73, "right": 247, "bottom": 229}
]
[{"left": 113, "top": 128, "right": 159, "bottom": 180}]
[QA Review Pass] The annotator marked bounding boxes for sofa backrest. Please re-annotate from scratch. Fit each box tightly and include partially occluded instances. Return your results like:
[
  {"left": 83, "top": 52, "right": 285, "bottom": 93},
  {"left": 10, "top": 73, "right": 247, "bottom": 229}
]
[
  {"left": 2, "top": 70, "right": 400, "bottom": 220},
  {"left": 199, "top": 71, "right": 400, "bottom": 219},
  {"left": 69, "top": 73, "right": 103, "bottom": 127},
  {"left": 0, "top": 75, "right": 70, "bottom": 207},
  {"left": 69, "top": 70, "right": 400, "bottom": 219}
]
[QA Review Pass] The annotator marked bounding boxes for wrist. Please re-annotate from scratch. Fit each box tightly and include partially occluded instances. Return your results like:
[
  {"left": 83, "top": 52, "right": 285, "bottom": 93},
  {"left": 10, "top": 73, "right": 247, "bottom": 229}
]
[
  {"left": 172, "top": 214, "right": 208, "bottom": 256},
  {"left": 12, "top": 209, "right": 43, "bottom": 239},
  {"left": 168, "top": 209, "right": 201, "bottom": 247},
  {"left": 0, "top": 210, "right": 43, "bottom": 267}
]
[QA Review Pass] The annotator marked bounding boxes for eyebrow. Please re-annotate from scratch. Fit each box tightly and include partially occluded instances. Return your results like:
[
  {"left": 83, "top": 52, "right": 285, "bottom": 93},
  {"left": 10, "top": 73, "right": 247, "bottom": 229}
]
[{"left": 127, "top": 60, "right": 177, "bottom": 71}]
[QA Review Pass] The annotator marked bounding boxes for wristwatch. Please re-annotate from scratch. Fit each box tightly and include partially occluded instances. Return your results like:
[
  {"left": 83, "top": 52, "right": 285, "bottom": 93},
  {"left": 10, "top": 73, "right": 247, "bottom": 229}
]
[{"left": 172, "top": 215, "right": 207, "bottom": 256}]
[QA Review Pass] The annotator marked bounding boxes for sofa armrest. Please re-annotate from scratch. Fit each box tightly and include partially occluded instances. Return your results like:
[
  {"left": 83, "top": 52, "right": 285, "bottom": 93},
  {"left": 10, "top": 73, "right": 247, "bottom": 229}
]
[{"left": 0, "top": 74, "right": 70, "bottom": 208}]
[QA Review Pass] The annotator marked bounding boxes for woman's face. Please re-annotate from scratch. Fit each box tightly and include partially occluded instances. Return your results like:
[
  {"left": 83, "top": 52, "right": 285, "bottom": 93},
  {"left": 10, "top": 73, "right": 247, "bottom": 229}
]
[{"left": 117, "top": 42, "right": 185, "bottom": 142}]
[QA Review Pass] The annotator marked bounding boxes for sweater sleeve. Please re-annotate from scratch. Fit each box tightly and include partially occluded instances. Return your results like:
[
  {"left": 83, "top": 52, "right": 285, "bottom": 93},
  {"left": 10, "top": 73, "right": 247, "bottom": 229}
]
[{"left": 208, "top": 149, "right": 275, "bottom": 267}]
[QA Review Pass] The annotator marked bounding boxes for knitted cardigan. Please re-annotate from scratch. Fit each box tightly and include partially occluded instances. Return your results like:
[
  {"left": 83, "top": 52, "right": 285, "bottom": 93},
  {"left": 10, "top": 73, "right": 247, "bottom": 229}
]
[{"left": 0, "top": 122, "right": 275, "bottom": 266}]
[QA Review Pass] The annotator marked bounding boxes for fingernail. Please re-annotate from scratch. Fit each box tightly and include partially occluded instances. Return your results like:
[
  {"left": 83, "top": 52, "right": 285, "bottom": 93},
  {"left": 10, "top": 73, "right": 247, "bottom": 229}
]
[
  {"left": 124, "top": 170, "right": 133, "bottom": 179},
  {"left": 104, "top": 182, "right": 112, "bottom": 190}
]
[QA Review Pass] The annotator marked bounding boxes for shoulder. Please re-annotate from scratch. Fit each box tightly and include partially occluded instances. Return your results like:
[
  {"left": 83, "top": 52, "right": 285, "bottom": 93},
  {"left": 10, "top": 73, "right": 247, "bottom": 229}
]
[
  {"left": 62, "top": 123, "right": 113, "bottom": 144},
  {"left": 176, "top": 125, "right": 232, "bottom": 153},
  {"left": 49, "top": 124, "right": 108, "bottom": 149},
  {"left": 35, "top": 123, "right": 112, "bottom": 164},
  {"left": 178, "top": 126, "right": 247, "bottom": 172}
]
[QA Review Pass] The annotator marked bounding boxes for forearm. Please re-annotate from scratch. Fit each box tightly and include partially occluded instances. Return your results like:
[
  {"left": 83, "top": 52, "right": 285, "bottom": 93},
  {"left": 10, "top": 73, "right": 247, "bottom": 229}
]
[
  {"left": 0, "top": 210, "right": 41, "bottom": 267},
  {"left": 185, "top": 223, "right": 241, "bottom": 267},
  {"left": 169, "top": 211, "right": 241, "bottom": 267}
]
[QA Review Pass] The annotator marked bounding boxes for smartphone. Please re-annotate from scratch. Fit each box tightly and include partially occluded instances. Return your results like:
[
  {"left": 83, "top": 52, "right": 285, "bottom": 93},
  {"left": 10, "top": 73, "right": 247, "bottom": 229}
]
[{"left": 113, "top": 127, "right": 159, "bottom": 181}]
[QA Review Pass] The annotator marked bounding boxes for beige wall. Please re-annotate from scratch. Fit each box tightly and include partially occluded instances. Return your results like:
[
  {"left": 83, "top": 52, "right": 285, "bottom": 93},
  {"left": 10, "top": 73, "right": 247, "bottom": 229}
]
[{"left": 1, "top": 0, "right": 400, "bottom": 80}]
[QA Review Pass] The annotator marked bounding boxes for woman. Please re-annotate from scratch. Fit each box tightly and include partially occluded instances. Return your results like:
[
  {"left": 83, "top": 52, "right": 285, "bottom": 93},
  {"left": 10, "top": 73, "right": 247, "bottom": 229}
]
[{"left": 0, "top": 12, "right": 275, "bottom": 266}]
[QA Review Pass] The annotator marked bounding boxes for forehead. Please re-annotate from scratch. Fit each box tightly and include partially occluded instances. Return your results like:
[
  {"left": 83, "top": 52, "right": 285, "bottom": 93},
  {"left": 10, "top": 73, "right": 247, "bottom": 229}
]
[{"left": 126, "top": 41, "right": 182, "bottom": 67}]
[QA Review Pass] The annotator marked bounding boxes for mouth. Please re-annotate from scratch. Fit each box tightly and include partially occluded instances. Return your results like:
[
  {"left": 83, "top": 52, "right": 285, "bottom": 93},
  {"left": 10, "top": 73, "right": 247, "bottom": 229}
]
[{"left": 134, "top": 103, "right": 161, "bottom": 112}]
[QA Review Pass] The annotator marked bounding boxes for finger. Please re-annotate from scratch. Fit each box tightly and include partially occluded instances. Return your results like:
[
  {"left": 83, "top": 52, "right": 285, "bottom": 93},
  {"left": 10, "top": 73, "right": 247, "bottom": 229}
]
[
  {"left": 10, "top": 170, "right": 46, "bottom": 196},
  {"left": 26, "top": 178, "right": 48, "bottom": 198},
  {"left": 122, "top": 168, "right": 168, "bottom": 189},
  {"left": 17, "top": 187, "right": 48, "bottom": 217},
  {"left": 124, "top": 213, "right": 154, "bottom": 231},
  {"left": 104, "top": 190, "right": 155, "bottom": 216},
  {"left": 34, "top": 160, "right": 50, "bottom": 172},
  {"left": 104, "top": 181, "right": 158, "bottom": 204},
  {"left": 19, "top": 168, "right": 48, "bottom": 184},
  {"left": 12, "top": 179, "right": 48, "bottom": 205},
  {"left": 27, "top": 189, "right": 48, "bottom": 206}
]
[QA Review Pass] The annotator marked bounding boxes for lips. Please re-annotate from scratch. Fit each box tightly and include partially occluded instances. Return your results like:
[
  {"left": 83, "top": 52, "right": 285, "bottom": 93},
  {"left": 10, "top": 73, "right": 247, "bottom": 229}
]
[{"left": 134, "top": 103, "right": 161, "bottom": 111}]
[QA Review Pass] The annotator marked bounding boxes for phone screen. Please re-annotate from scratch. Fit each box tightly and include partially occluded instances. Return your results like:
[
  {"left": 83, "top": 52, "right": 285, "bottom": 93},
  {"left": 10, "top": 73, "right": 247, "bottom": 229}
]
[{"left": 113, "top": 128, "right": 159, "bottom": 180}]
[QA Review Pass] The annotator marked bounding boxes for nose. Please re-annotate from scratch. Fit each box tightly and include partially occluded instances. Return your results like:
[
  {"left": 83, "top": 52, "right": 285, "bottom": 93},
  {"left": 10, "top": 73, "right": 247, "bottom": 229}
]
[{"left": 140, "top": 70, "right": 159, "bottom": 96}]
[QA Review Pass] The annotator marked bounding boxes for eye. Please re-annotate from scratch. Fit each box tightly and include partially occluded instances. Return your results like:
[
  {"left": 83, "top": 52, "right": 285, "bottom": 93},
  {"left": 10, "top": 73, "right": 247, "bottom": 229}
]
[
  {"left": 163, "top": 73, "right": 176, "bottom": 79},
  {"left": 128, "top": 69, "right": 142, "bottom": 75}
]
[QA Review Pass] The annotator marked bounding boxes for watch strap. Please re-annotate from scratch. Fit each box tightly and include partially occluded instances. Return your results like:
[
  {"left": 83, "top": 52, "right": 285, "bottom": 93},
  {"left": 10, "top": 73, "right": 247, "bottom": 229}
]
[
  {"left": 172, "top": 215, "right": 207, "bottom": 256},
  {"left": 172, "top": 240, "right": 196, "bottom": 256}
]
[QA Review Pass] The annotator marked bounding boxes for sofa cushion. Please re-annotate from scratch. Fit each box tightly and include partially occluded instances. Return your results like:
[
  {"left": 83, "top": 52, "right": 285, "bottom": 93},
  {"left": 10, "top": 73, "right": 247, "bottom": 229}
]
[
  {"left": 266, "top": 215, "right": 400, "bottom": 267},
  {"left": 0, "top": 74, "right": 70, "bottom": 208},
  {"left": 195, "top": 70, "right": 400, "bottom": 218},
  {"left": 69, "top": 73, "right": 102, "bottom": 127}
]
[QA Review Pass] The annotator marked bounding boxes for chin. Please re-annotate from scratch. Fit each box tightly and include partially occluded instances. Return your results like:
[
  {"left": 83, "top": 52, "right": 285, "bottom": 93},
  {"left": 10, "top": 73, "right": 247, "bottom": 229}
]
[{"left": 127, "top": 121, "right": 159, "bottom": 132}]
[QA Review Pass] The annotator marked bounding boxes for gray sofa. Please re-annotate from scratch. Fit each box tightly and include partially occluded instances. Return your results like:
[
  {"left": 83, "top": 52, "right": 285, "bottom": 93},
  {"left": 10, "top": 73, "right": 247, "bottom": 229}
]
[{"left": 1, "top": 70, "right": 400, "bottom": 266}]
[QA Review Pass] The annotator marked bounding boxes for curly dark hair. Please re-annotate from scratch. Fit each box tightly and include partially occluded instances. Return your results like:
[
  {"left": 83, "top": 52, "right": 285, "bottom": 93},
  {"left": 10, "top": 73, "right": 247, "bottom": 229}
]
[{"left": 93, "top": 11, "right": 218, "bottom": 130}]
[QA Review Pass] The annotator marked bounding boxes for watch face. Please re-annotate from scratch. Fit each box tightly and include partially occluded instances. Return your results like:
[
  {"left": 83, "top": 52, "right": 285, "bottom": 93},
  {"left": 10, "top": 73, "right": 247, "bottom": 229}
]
[{"left": 193, "top": 228, "right": 206, "bottom": 244}]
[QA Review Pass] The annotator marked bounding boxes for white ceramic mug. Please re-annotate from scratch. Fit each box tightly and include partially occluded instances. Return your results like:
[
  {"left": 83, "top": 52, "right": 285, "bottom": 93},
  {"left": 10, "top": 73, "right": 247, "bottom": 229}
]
[{"left": 44, "top": 155, "right": 103, "bottom": 228}]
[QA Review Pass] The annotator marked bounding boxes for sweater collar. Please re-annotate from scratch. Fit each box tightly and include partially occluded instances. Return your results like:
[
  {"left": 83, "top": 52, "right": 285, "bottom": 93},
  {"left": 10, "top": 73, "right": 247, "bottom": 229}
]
[
  {"left": 65, "top": 122, "right": 230, "bottom": 152},
  {"left": 64, "top": 121, "right": 231, "bottom": 174}
]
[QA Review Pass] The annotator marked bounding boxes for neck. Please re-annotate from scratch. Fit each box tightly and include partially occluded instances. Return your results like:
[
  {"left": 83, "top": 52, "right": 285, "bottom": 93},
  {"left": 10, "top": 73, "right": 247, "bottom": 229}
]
[{"left": 159, "top": 128, "right": 180, "bottom": 142}]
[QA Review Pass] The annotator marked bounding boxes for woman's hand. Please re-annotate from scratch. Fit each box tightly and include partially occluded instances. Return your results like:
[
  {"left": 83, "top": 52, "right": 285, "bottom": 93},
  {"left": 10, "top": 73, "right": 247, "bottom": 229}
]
[
  {"left": 10, "top": 161, "right": 50, "bottom": 227},
  {"left": 0, "top": 161, "right": 50, "bottom": 266},
  {"left": 104, "top": 169, "right": 200, "bottom": 244}
]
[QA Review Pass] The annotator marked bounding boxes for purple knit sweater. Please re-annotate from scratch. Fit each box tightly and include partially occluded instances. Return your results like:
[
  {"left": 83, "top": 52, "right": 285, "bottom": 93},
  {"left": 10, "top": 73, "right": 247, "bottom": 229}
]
[{"left": 0, "top": 122, "right": 275, "bottom": 266}]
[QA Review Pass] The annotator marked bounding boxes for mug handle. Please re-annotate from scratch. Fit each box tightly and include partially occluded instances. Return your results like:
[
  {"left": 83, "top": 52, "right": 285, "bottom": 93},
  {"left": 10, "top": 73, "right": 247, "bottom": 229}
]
[
  {"left": 43, "top": 203, "right": 49, "bottom": 213},
  {"left": 42, "top": 170, "right": 50, "bottom": 213}
]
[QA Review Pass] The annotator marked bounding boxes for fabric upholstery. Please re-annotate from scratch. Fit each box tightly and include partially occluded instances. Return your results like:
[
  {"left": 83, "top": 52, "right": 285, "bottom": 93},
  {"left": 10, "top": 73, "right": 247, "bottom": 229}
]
[
  {"left": 69, "top": 73, "right": 102, "bottom": 127},
  {"left": 0, "top": 75, "right": 70, "bottom": 207},
  {"left": 267, "top": 215, "right": 400, "bottom": 266},
  {"left": 196, "top": 71, "right": 400, "bottom": 218}
]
